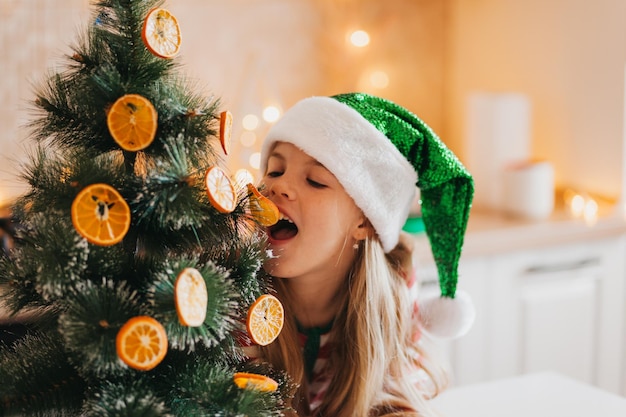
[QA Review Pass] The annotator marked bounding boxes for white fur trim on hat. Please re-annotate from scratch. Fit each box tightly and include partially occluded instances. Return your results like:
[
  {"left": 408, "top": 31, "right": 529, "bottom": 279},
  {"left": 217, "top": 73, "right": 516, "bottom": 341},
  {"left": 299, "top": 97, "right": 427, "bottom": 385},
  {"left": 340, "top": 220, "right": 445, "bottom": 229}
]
[{"left": 260, "top": 96, "right": 417, "bottom": 252}]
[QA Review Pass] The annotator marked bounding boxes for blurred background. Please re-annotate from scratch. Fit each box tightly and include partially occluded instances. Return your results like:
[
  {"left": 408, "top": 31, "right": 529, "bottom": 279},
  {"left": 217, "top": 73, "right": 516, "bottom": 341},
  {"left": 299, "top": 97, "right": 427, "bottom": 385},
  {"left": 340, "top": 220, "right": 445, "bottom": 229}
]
[
  {"left": 2, "top": 0, "right": 626, "bottom": 396},
  {"left": 2, "top": 0, "right": 626, "bottom": 209}
]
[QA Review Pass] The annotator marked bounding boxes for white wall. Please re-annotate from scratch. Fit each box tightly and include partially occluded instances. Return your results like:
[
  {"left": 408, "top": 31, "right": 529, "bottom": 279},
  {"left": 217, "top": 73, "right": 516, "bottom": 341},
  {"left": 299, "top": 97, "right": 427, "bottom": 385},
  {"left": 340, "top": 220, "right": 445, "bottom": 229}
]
[
  {"left": 445, "top": 0, "right": 626, "bottom": 202},
  {"left": 0, "top": 0, "right": 91, "bottom": 204}
]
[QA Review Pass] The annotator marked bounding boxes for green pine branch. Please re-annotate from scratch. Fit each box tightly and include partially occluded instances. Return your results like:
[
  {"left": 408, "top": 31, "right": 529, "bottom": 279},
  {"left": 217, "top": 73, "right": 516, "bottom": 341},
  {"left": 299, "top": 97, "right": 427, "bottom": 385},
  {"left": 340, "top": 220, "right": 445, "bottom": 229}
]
[
  {"left": 0, "top": 0, "right": 289, "bottom": 415},
  {"left": 58, "top": 279, "right": 142, "bottom": 379},
  {"left": 149, "top": 257, "right": 240, "bottom": 351},
  {"left": 0, "top": 332, "right": 85, "bottom": 416},
  {"left": 158, "top": 359, "right": 293, "bottom": 417}
]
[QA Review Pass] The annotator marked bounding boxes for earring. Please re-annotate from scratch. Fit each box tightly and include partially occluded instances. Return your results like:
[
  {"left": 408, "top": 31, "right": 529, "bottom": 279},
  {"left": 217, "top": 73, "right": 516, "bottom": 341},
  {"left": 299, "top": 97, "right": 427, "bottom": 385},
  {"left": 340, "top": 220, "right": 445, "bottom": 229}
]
[{"left": 353, "top": 242, "right": 359, "bottom": 250}]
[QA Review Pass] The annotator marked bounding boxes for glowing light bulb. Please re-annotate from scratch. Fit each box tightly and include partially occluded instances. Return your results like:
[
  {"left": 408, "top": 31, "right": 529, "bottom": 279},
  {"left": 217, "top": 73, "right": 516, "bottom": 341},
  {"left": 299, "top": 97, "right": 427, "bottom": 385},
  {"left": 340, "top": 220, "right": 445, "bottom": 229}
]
[
  {"left": 370, "top": 70, "right": 389, "bottom": 89},
  {"left": 350, "top": 30, "right": 370, "bottom": 47},
  {"left": 235, "top": 168, "right": 255, "bottom": 186},
  {"left": 240, "top": 131, "right": 257, "bottom": 148},
  {"left": 242, "top": 114, "right": 259, "bottom": 131},
  {"left": 570, "top": 194, "right": 585, "bottom": 217},
  {"left": 583, "top": 198, "right": 598, "bottom": 225},
  {"left": 263, "top": 106, "right": 281, "bottom": 123},
  {"left": 249, "top": 152, "right": 261, "bottom": 170}
]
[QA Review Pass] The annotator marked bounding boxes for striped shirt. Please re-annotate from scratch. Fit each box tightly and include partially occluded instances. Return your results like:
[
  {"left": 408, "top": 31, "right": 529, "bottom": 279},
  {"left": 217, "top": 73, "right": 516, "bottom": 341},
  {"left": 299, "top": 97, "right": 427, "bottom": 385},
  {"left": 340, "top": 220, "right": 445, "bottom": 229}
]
[{"left": 298, "top": 327, "right": 333, "bottom": 411}]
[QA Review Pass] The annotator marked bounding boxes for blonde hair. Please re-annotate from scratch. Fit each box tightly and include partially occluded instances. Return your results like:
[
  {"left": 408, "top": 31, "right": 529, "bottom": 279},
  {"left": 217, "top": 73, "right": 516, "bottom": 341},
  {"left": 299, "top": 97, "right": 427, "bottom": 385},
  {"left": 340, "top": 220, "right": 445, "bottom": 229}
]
[{"left": 260, "top": 235, "right": 447, "bottom": 416}]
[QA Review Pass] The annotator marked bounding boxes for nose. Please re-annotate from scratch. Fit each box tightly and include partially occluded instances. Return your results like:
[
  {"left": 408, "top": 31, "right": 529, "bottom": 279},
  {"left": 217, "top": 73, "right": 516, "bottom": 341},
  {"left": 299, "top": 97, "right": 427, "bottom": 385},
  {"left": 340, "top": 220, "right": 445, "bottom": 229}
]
[{"left": 267, "top": 176, "right": 294, "bottom": 200}]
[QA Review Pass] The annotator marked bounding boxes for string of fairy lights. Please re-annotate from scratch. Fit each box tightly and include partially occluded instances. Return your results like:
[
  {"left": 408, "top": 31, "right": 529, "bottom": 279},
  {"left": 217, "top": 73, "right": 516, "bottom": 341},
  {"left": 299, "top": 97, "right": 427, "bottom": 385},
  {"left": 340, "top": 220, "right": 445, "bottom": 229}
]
[
  {"left": 0, "top": 2, "right": 606, "bottom": 227},
  {"left": 226, "top": 24, "right": 605, "bottom": 226},
  {"left": 231, "top": 28, "right": 388, "bottom": 186}
]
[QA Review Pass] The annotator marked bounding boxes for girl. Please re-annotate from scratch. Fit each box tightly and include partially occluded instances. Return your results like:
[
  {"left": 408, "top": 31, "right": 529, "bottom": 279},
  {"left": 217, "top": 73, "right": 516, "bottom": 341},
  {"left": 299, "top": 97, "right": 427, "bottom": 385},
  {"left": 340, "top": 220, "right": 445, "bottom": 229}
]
[{"left": 254, "top": 93, "right": 474, "bottom": 416}]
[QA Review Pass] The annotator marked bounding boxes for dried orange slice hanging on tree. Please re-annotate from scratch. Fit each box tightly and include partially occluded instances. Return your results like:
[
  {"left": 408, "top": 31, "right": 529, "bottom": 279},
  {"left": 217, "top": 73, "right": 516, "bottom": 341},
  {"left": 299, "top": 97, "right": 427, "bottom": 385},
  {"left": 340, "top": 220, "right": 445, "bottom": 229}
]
[
  {"left": 107, "top": 94, "right": 158, "bottom": 151},
  {"left": 174, "top": 267, "right": 208, "bottom": 327},
  {"left": 205, "top": 166, "right": 237, "bottom": 213},
  {"left": 116, "top": 316, "right": 168, "bottom": 371},
  {"left": 247, "top": 183, "right": 279, "bottom": 227},
  {"left": 141, "top": 8, "right": 181, "bottom": 59},
  {"left": 71, "top": 183, "right": 131, "bottom": 246},
  {"left": 233, "top": 372, "right": 278, "bottom": 392},
  {"left": 219, "top": 110, "right": 232, "bottom": 155},
  {"left": 246, "top": 294, "right": 284, "bottom": 346}
]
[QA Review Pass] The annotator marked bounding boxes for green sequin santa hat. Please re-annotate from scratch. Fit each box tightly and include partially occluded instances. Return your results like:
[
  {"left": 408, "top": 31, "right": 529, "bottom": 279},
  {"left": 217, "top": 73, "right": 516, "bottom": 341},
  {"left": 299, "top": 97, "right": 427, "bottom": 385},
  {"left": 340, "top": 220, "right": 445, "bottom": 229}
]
[{"left": 261, "top": 92, "right": 475, "bottom": 339}]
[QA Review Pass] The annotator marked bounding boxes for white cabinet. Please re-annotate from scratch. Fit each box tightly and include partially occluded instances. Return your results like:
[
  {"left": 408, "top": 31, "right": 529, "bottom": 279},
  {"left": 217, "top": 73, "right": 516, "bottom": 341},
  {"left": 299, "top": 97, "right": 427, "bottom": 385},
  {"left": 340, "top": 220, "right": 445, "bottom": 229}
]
[
  {"left": 415, "top": 231, "right": 626, "bottom": 396},
  {"left": 520, "top": 270, "right": 597, "bottom": 382},
  {"left": 486, "top": 237, "right": 626, "bottom": 393}
]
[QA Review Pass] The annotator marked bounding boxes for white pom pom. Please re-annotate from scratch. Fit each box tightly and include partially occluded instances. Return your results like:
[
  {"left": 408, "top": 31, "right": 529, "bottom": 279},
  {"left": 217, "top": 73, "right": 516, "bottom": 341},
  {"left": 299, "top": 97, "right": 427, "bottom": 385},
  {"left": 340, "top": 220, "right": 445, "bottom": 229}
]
[{"left": 417, "top": 287, "right": 476, "bottom": 340}]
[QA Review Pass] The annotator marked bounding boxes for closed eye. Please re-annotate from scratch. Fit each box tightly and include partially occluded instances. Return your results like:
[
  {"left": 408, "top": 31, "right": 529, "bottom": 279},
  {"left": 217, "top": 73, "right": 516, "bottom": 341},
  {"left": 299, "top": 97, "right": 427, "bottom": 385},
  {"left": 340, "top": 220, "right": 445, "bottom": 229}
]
[
  {"left": 266, "top": 171, "right": 283, "bottom": 178},
  {"left": 307, "top": 178, "right": 327, "bottom": 188}
]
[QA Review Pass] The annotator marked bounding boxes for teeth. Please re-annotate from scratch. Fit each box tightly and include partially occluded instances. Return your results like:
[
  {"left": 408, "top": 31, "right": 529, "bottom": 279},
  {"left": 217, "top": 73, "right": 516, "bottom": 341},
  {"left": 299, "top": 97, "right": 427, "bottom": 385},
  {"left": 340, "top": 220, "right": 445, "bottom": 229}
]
[{"left": 279, "top": 213, "right": 294, "bottom": 223}]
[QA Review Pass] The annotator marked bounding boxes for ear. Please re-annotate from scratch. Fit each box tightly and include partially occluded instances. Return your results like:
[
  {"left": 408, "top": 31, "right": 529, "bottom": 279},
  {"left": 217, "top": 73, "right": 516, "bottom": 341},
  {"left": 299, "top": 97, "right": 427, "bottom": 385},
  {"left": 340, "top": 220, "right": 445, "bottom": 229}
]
[{"left": 352, "top": 216, "right": 373, "bottom": 241}]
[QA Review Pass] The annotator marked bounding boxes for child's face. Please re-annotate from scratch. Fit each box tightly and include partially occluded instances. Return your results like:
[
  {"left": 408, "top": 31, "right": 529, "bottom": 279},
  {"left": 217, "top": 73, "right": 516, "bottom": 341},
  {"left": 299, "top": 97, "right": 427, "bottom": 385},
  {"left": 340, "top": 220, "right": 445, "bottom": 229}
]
[{"left": 261, "top": 142, "right": 367, "bottom": 282}]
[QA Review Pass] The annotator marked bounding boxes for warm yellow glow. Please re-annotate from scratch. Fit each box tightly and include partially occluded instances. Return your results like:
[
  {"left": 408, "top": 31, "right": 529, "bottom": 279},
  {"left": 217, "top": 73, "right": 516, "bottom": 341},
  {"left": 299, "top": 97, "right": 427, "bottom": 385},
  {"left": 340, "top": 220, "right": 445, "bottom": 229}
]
[
  {"left": 240, "top": 131, "right": 257, "bottom": 148},
  {"left": 583, "top": 198, "right": 598, "bottom": 225},
  {"left": 570, "top": 194, "right": 585, "bottom": 217},
  {"left": 562, "top": 188, "right": 575, "bottom": 203},
  {"left": 262, "top": 106, "right": 280, "bottom": 123},
  {"left": 350, "top": 30, "right": 370, "bottom": 47},
  {"left": 567, "top": 190, "right": 598, "bottom": 225},
  {"left": 370, "top": 70, "right": 389, "bottom": 89},
  {"left": 235, "top": 168, "right": 255, "bottom": 186},
  {"left": 249, "top": 152, "right": 261, "bottom": 170},
  {"left": 242, "top": 114, "right": 259, "bottom": 131}
]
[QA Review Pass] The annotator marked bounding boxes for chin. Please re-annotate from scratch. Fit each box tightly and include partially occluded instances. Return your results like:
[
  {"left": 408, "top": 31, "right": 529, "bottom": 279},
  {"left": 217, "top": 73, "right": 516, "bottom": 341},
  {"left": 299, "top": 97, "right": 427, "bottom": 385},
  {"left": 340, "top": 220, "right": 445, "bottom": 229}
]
[{"left": 262, "top": 258, "right": 288, "bottom": 278}]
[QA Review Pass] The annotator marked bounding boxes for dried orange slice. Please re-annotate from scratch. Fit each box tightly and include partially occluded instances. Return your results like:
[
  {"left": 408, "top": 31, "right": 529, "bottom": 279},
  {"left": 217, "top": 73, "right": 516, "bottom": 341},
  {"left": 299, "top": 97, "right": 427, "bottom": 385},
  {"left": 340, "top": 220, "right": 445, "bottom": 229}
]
[
  {"left": 141, "top": 8, "right": 181, "bottom": 59},
  {"left": 71, "top": 183, "right": 131, "bottom": 246},
  {"left": 247, "top": 183, "right": 279, "bottom": 227},
  {"left": 107, "top": 94, "right": 158, "bottom": 151},
  {"left": 116, "top": 316, "right": 168, "bottom": 371},
  {"left": 246, "top": 294, "right": 284, "bottom": 346},
  {"left": 205, "top": 166, "right": 237, "bottom": 213},
  {"left": 174, "top": 267, "right": 208, "bottom": 327},
  {"left": 233, "top": 372, "right": 278, "bottom": 392},
  {"left": 219, "top": 111, "right": 232, "bottom": 155}
]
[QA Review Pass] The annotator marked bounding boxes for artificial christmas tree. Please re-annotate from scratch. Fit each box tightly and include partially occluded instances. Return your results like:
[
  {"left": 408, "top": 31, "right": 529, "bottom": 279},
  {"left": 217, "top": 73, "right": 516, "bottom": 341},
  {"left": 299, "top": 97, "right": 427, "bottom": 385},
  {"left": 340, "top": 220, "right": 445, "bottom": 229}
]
[{"left": 0, "top": 1, "right": 290, "bottom": 415}]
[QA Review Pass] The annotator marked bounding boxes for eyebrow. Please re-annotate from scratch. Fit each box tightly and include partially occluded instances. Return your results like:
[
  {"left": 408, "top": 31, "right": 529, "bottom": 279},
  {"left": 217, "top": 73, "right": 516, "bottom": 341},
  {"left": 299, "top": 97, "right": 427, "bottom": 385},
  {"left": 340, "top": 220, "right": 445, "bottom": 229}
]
[{"left": 268, "top": 151, "right": 285, "bottom": 162}]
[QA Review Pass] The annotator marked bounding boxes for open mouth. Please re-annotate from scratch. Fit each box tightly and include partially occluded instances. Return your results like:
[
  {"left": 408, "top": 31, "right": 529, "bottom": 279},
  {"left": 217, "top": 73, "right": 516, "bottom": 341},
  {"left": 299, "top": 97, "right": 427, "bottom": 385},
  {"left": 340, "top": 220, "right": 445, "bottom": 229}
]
[{"left": 268, "top": 213, "right": 298, "bottom": 241}]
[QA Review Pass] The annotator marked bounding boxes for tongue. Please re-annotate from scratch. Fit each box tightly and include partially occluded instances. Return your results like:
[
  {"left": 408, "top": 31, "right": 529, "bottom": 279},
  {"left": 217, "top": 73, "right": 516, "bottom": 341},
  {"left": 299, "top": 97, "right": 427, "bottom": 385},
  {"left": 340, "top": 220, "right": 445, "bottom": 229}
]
[{"left": 271, "top": 224, "right": 298, "bottom": 240}]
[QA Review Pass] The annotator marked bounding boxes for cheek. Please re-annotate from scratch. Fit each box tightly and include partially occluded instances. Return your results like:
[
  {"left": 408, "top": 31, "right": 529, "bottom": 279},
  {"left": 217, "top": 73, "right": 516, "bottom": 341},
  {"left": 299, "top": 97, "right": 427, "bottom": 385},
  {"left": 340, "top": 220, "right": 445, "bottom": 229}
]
[{"left": 311, "top": 197, "right": 358, "bottom": 238}]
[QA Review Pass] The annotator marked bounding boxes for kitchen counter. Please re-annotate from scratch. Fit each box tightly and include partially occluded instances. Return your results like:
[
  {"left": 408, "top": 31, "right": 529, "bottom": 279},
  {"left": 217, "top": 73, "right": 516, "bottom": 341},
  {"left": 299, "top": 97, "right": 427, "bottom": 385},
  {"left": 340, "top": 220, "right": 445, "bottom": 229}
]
[
  {"left": 430, "top": 372, "right": 626, "bottom": 417},
  {"left": 412, "top": 204, "right": 626, "bottom": 264},
  {"left": 410, "top": 204, "right": 626, "bottom": 397}
]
